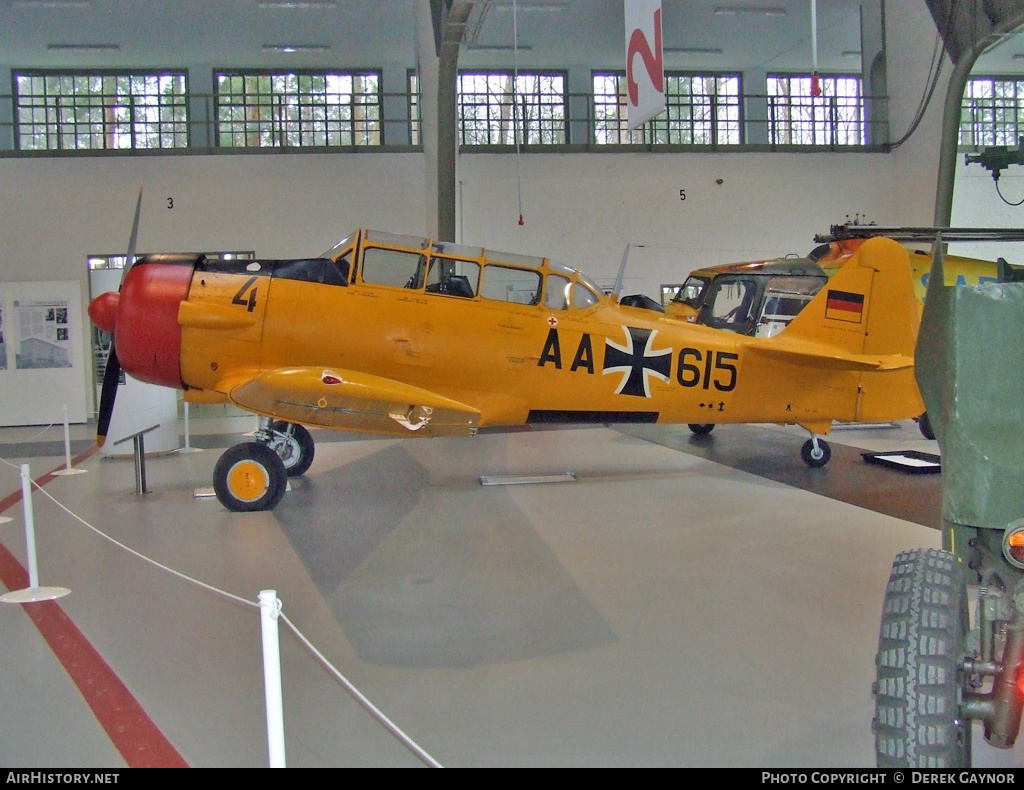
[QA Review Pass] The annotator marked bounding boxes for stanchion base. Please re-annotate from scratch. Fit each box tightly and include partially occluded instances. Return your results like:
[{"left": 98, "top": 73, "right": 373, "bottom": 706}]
[
  {"left": 175, "top": 446, "right": 203, "bottom": 454},
  {"left": 53, "top": 468, "right": 88, "bottom": 476},
  {"left": 0, "top": 516, "right": 12, "bottom": 524},
  {"left": 1, "top": 586, "right": 71, "bottom": 603}
]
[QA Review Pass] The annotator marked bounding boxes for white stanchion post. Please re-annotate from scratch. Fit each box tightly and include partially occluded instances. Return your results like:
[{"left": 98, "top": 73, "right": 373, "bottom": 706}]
[
  {"left": 259, "top": 590, "right": 286, "bottom": 768},
  {"left": 0, "top": 465, "right": 71, "bottom": 603},
  {"left": 55, "top": 404, "right": 87, "bottom": 476},
  {"left": 176, "top": 401, "right": 202, "bottom": 454},
  {"left": 63, "top": 405, "right": 72, "bottom": 471},
  {"left": 22, "top": 465, "right": 39, "bottom": 589}
]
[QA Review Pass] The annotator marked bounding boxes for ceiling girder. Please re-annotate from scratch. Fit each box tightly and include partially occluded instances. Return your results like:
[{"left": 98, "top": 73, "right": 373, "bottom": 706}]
[{"left": 925, "top": 0, "right": 1024, "bottom": 64}]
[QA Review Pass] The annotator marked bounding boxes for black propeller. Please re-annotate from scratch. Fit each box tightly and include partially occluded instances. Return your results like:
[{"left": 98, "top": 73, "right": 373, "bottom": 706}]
[{"left": 95, "top": 186, "right": 143, "bottom": 447}]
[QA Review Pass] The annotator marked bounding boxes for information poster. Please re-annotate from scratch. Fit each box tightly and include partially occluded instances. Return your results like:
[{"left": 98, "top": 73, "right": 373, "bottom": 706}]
[
  {"left": 0, "top": 281, "right": 87, "bottom": 426},
  {"left": 15, "top": 298, "right": 72, "bottom": 369}
]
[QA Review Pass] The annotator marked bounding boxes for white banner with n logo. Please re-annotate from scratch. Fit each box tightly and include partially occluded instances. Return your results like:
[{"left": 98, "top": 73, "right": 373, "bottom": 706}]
[{"left": 624, "top": 0, "right": 665, "bottom": 130}]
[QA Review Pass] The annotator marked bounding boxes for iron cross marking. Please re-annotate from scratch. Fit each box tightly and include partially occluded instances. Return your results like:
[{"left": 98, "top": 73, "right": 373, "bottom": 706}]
[{"left": 603, "top": 326, "right": 672, "bottom": 398}]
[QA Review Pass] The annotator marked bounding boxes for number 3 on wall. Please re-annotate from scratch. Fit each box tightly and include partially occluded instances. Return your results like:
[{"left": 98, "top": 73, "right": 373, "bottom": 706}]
[{"left": 167, "top": 197, "right": 174, "bottom": 209}]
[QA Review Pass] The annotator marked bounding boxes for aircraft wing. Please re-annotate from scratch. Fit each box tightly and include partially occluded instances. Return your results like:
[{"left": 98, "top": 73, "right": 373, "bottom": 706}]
[
  {"left": 746, "top": 339, "right": 913, "bottom": 372},
  {"left": 225, "top": 366, "right": 481, "bottom": 437}
]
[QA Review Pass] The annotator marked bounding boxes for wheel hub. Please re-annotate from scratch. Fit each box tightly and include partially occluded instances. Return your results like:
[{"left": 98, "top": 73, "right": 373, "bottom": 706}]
[{"left": 226, "top": 460, "right": 270, "bottom": 502}]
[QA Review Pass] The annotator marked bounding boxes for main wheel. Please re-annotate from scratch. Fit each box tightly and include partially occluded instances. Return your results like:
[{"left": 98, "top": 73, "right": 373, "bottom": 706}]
[
  {"left": 264, "top": 420, "right": 315, "bottom": 477},
  {"left": 874, "top": 548, "right": 973, "bottom": 768},
  {"left": 213, "top": 442, "right": 288, "bottom": 512},
  {"left": 800, "top": 438, "right": 831, "bottom": 467},
  {"left": 688, "top": 423, "right": 715, "bottom": 436}
]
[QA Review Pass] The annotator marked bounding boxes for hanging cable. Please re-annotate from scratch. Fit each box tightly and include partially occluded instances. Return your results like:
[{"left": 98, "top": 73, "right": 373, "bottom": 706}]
[
  {"left": 997, "top": 179, "right": 1024, "bottom": 207},
  {"left": 889, "top": 0, "right": 960, "bottom": 149},
  {"left": 810, "top": 0, "right": 821, "bottom": 97},
  {"left": 513, "top": 0, "right": 524, "bottom": 225}
]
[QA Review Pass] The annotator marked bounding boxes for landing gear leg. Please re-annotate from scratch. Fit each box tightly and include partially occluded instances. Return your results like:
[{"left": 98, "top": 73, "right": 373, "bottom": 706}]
[
  {"left": 800, "top": 434, "right": 831, "bottom": 467},
  {"left": 256, "top": 418, "right": 316, "bottom": 477}
]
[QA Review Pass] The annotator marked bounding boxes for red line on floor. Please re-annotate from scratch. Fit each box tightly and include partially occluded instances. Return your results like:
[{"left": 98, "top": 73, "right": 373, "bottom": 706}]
[{"left": 0, "top": 446, "right": 190, "bottom": 768}]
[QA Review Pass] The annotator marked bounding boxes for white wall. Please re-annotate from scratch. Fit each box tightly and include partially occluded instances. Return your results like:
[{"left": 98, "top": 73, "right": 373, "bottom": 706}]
[{"left": 457, "top": 151, "right": 904, "bottom": 299}]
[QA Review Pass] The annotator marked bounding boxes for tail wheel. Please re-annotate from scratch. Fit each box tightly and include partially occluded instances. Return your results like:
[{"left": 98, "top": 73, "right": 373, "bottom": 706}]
[
  {"left": 213, "top": 442, "right": 287, "bottom": 512},
  {"left": 265, "top": 420, "right": 315, "bottom": 477},
  {"left": 688, "top": 423, "right": 715, "bottom": 436},
  {"left": 874, "top": 548, "right": 973, "bottom": 768},
  {"left": 800, "top": 438, "right": 831, "bottom": 467}
]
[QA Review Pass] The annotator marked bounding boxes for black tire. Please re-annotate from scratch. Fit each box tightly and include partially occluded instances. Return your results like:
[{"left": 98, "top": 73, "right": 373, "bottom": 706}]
[
  {"left": 265, "top": 421, "right": 315, "bottom": 477},
  {"left": 918, "top": 412, "right": 936, "bottom": 441},
  {"left": 874, "top": 548, "right": 972, "bottom": 768},
  {"left": 688, "top": 423, "right": 715, "bottom": 436},
  {"left": 800, "top": 438, "right": 831, "bottom": 467},
  {"left": 213, "top": 442, "right": 288, "bottom": 512}
]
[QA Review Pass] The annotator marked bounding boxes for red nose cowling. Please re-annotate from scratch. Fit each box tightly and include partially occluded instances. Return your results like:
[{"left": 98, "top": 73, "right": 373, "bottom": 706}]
[{"left": 90, "top": 257, "right": 193, "bottom": 389}]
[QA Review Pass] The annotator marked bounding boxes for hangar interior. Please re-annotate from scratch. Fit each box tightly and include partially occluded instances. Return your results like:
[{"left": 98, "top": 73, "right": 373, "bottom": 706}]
[{"left": 3, "top": 0, "right": 1024, "bottom": 768}]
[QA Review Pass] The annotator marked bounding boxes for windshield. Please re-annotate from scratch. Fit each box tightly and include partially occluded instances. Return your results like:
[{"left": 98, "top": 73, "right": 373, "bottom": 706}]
[
  {"left": 320, "top": 232, "right": 357, "bottom": 261},
  {"left": 671, "top": 275, "right": 711, "bottom": 307}
]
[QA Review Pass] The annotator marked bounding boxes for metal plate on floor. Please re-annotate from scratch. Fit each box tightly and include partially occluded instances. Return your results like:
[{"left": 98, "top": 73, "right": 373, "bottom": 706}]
[
  {"left": 479, "top": 472, "right": 578, "bottom": 486},
  {"left": 862, "top": 451, "right": 941, "bottom": 474}
]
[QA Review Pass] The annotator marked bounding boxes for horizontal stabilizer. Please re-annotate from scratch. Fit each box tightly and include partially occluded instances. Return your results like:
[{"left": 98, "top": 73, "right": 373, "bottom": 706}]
[{"left": 748, "top": 341, "right": 914, "bottom": 372}]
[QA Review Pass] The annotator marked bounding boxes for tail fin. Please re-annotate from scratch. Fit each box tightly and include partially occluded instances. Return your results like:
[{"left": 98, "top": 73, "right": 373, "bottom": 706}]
[
  {"left": 782, "top": 236, "right": 920, "bottom": 356},
  {"left": 756, "top": 236, "right": 924, "bottom": 422}
]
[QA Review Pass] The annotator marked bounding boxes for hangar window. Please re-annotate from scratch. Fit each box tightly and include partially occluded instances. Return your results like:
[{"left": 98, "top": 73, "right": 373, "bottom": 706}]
[
  {"left": 215, "top": 71, "right": 381, "bottom": 147},
  {"left": 458, "top": 72, "right": 567, "bottom": 145},
  {"left": 592, "top": 72, "right": 741, "bottom": 145},
  {"left": 767, "top": 74, "right": 864, "bottom": 146},
  {"left": 409, "top": 71, "right": 420, "bottom": 146},
  {"left": 15, "top": 71, "right": 188, "bottom": 151},
  {"left": 960, "top": 77, "right": 1024, "bottom": 148}
]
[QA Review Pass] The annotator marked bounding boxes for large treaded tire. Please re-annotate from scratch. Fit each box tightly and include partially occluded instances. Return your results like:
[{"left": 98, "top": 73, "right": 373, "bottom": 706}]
[{"left": 874, "top": 548, "right": 972, "bottom": 768}]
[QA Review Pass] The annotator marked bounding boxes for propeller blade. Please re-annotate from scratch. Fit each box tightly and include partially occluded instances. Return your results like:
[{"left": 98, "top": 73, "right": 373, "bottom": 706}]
[
  {"left": 121, "top": 186, "right": 144, "bottom": 287},
  {"left": 96, "top": 346, "right": 121, "bottom": 447}
]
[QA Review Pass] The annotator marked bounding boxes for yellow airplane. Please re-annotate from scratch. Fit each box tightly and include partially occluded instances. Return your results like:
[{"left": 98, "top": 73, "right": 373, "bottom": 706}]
[{"left": 88, "top": 228, "right": 923, "bottom": 512}]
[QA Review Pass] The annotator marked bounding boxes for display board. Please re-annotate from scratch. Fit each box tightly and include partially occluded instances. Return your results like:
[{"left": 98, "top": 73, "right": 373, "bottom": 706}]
[{"left": 0, "top": 280, "right": 88, "bottom": 426}]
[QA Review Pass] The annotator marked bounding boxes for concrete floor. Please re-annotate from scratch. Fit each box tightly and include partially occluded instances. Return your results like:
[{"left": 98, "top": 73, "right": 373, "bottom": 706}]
[{"left": 0, "top": 417, "right": 1021, "bottom": 768}]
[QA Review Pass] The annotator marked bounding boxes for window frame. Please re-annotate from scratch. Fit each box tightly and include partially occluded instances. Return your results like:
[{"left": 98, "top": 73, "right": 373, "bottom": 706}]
[
  {"left": 457, "top": 70, "right": 568, "bottom": 146},
  {"left": 214, "top": 69, "right": 383, "bottom": 149},
  {"left": 14, "top": 69, "right": 190, "bottom": 151},
  {"left": 960, "top": 76, "right": 1024, "bottom": 149},
  {"left": 592, "top": 70, "right": 742, "bottom": 146},
  {"left": 766, "top": 73, "right": 865, "bottom": 147}
]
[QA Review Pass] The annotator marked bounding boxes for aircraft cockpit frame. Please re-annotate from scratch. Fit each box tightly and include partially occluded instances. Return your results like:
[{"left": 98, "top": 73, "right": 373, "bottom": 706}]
[{"left": 322, "top": 228, "right": 604, "bottom": 313}]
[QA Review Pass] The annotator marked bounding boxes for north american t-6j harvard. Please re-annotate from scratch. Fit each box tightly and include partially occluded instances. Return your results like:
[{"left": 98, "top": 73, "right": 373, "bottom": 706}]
[{"left": 88, "top": 208, "right": 924, "bottom": 513}]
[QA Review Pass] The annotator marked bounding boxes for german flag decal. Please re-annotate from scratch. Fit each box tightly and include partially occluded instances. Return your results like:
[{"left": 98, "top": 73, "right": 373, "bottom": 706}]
[{"left": 824, "top": 289, "right": 865, "bottom": 323}]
